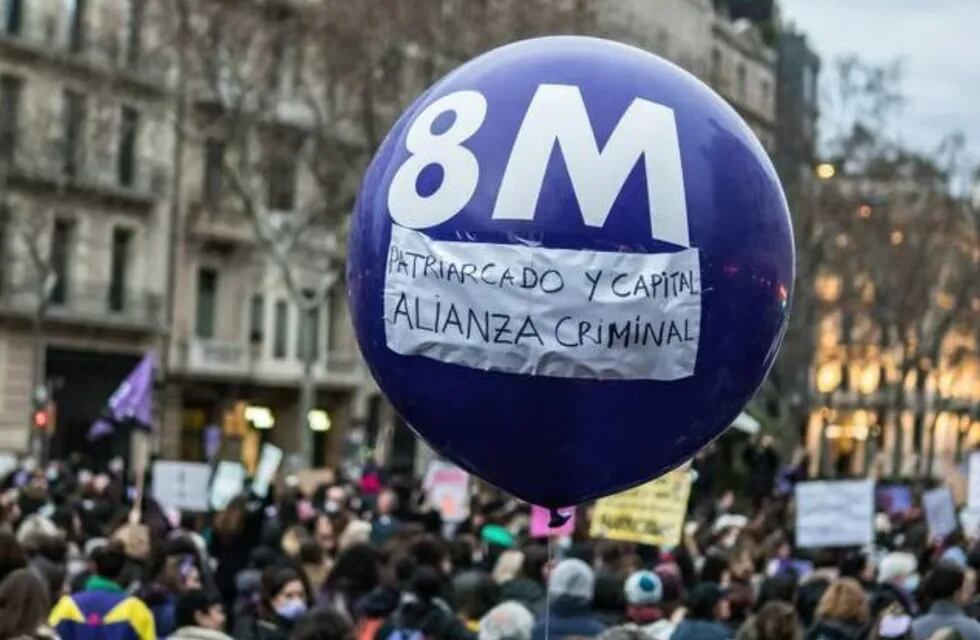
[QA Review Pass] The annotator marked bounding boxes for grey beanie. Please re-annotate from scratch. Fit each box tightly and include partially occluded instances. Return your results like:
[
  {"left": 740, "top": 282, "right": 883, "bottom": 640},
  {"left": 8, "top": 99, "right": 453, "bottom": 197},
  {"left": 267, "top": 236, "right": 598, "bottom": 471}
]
[{"left": 548, "top": 558, "right": 595, "bottom": 601}]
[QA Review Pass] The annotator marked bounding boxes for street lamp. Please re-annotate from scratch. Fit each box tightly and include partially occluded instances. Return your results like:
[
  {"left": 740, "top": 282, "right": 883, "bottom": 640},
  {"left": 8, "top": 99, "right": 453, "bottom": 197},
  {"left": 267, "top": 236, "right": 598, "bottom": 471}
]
[
  {"left": 817, "top": 361, "right": 843, "bottom": 394},
  {"left": 816, "top": 163, "right": 836, "bottom": 180},
  {"left": 308, "top": 409, "right": 332, "bottom": 432}
]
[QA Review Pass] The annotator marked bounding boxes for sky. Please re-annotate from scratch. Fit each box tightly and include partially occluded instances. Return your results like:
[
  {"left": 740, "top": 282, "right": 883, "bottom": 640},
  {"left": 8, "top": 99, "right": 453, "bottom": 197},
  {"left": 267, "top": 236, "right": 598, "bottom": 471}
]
[{"left": 779, "top": 0, "right": 980, "bottom": 167}]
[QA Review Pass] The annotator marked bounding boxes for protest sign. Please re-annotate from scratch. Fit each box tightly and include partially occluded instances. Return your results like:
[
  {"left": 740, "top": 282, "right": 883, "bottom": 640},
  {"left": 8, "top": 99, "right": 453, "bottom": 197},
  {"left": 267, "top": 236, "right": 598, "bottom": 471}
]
[
  {"left": 151, "top": 461, "right": 211, "bottom": 513},
  {"left": 795, "top": 479, "right": 873, "bottom": 548},
  {"left": 0, "top": 451, "right": 17, "bottom": 479},
  {"left": 252, "top": 443, "right": 283, "bottom": 498},
  {"left": 531, "top": 505, "right": 575, "bottom": 538},
  {"left": 210, "top": 461, "right": 245, "bottom": 511},
  {"left": 589, "top": 467, "right": 692, "bottom": 547},
  {"left": 968, "top": 452, "right": 980, "bottom": 510},
  {"left": 876, "top": 485, "right": 913, "bottom": 515},
  {"left": 423, "top": 460, "right": 470, "bottom": 523},
  {"left": 923, "top": 486, "right": 958, "bottom": 539}
]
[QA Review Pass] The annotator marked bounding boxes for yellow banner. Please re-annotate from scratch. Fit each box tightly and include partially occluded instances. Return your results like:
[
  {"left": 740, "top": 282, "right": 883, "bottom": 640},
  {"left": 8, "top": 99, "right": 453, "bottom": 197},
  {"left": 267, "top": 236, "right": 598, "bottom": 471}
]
[{"left": 589, "top": 467, "right": 692, "bottom": 547}]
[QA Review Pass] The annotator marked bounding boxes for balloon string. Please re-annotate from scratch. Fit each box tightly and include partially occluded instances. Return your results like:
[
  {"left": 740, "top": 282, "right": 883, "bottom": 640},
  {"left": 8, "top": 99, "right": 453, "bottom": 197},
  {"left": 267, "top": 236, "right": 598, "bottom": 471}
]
[{"left": 545, "top": 535, "right": 554, "bottom": 640}]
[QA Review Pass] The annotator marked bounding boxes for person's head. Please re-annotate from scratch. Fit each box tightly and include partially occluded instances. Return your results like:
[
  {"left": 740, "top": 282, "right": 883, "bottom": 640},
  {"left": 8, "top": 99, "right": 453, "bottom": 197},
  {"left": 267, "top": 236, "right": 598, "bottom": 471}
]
[
  {"left": 175, "top": 589, "right": 226, "bottom": 631},
  {"left": 548, "top": 558, "right": 595, "bottom": 604},
  {"left": 213, "top": 497, "right": 247, "bottom": 542},
  {"left": 0, "top": 568, "right": 51, "bottom": 638},
  {"left": 493, "top": 550, "right": 524, "bottom": 585},
  {"left": 700, "top": 552, "right": 730, "bottom": 585},
  {"left": 878, "top": 552, "right": 917, "bottom": 590},
  {"left": 686, "top": 582, "right": 729, "bottom": 621},
  {"left": 282, "top": 525, "right": 311, "bottom": 559},
  {"left": 520, "top": 544, "right": 548, "bottom": 585},
  {"left": 459, "top": 573, "right": 502, "bottom": 622},
  {"left": 624, "top": 570, "right": 662, "bottom": 607},
  {"left": 479, "top": 601, "right": 534, "bottom": 640},
  {"left": 923, "top": 562, "right": 967, "bottom": 604},
  {"left": 815, "top": 578, "right": 869, "bottom": 626},
  {"left": 840, "top": 551, "right": 875, "bottom": 584},
  {"left": 753, "top": 601, "right": 801, "bottom": 640},
  {"left": 290, "top": 606, "right": 354, "bottom": 640},
  {"left": 758, "top": 573, "right": 798, "bottom": 608},
  {"left": 326, "top": 543, "right": 380, "bottom": 596},
  {"left": 377, "top": 489, "right": 398, "bottom": 516},
  {"left": 91, "top": 542, "right": 127, "bottom": 582},
  {"left": 261, "top": 565, "right": 309, "bottom": 623},
  {"left": 0, "top": 530, "right": 27, "bottom": 582},
  {"left": 925, "top": 631, "right": 965, "bottom": 640}
]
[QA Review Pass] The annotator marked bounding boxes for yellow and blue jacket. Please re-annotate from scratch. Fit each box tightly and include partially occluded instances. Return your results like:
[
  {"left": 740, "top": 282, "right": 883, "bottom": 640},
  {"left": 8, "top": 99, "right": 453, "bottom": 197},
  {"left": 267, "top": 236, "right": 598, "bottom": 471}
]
[{"left": 49, "top": 575, "right": 156, "bottom": 640}]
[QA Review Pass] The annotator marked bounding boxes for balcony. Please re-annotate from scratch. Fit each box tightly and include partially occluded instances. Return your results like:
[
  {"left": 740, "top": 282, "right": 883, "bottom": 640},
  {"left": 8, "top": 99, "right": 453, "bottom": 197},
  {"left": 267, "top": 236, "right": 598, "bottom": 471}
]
[
  {"left": 0, "top": 13, "right": 168, "bottom": 94},
  {"left": 180, "top": 337, "right": 366, "bottom": 387},
  {"left": 3, "top": 138, "right": 168, "bottom": 207},
  {"left": 0, "top": 277, "right": 162, "bottom": 331},
  {"left": 187, "top": 201, "right": 255, "bottom": 245}
]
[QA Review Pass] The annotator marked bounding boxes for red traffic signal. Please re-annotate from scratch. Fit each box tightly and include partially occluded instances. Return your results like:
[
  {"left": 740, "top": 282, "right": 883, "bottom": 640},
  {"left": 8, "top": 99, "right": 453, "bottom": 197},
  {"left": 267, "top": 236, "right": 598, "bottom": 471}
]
[{"left": 33, "top": 408, "right": 49, "bottom": 430}]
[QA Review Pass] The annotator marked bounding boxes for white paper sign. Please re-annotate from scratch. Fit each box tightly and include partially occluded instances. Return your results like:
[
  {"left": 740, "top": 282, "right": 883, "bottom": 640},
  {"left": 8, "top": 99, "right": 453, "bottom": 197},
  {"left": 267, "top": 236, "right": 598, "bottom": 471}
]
[
  {"left": 210, "top": 461, "right": 245, "bottom": 511},
  {"left": 0, "top": 451, "right": 17, "bottom": 479},
  {"left": 152, "top": 461, "right": 212, "bottom": 513},
  {"left": 384, "top": 224, "right": 701, "bottom": 380},
  {"left": 924, "top": 487, "right": 958, "bottom": 539},
  {"left": 968, "top": 452, "right": 980, "bottom": 510},
  {"left": 423, "top": 460, "right": 470, "bottom": 523},
  {"left": 252, "top": 443, "right": 283, "bottom": 498},
  {"left": 795, "top": 479, "right": 874, "bottom": 548}
]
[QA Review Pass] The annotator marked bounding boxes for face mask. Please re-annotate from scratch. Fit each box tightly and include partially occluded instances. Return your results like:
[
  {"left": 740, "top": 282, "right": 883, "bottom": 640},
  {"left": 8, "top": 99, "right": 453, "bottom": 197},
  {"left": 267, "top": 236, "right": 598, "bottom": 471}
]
[
  {"left": 903, "top": 574, "right": 920, "bottom": 593},
  {"left": 275, "top": 598, "right": 307, "bottom": 621}
]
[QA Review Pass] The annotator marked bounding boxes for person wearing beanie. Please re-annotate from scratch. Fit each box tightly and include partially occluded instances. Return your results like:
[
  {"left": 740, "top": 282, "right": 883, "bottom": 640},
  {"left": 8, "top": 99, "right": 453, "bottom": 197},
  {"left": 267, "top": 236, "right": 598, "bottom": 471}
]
[
  {"left": 623, "top": 570, "right": 664, "bottom": 626},
  {"left": 530, "top": 559, "right": 606, "bottom": 640}
]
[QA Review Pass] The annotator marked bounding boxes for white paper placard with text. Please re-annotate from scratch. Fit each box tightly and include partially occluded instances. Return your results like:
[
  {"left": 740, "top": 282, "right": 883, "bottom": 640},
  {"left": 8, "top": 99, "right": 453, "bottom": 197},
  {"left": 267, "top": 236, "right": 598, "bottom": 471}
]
[
  {"left": 152, "top": 461, "right": 212, "bottom": 513},
  {"left": 384, "top": 224, "right": 701, "bottom": 380},
  {"left": 795, "top": 479, "right": 874, "bottom": 548}
]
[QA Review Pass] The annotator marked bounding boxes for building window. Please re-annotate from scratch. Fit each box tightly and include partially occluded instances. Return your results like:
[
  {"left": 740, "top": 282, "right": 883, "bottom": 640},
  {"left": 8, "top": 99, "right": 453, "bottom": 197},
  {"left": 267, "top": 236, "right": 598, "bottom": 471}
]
[
  {"left": 249, "top": 294, "right": 264, "bottom": 344},
  {"left": 273, "top": 299, "right": 289, "bottom": 358},
  {"left": 126, "top": 0, "right": 144, "bottom": 68},
  {"left": 0, "top": 204, "right": 9, "bottom": 295},
  {"left": 203, "top": 138, "right": 224, "bottom": 202},
  {"left": 760, "top": 79, "right": 771, "bottom": 108},
  {"left": 803, "top": 66, "right": 814, "bottom": 107},
  {"left": 297, "top": 292, "right": 320, "bottom": 362},
  {"left": 4, "top": 0, "right": 22, "bottom": 35},
  {"left": 107, "top": 227, "right": 132, "bottom": 312},
  {"left": 711, "top": 48, "right": 722, "bottom": 82},
  {"left": 266, "top": 155, "right": 297, "bottom": 210},
  {"left": 62, "top": 90, "right": 86, "bottom": 178},
  {"left": 67, "top": 0, "right": 87, "bottom": 53},
  {"left": 50, "top": 219, "right": 75, "bottom": 305},
  {"left": 736, "top": 63, "right": 747, "bottom": 101},
  {"left": 118, "top": 106, "right": 139, "bottom": 188},
  {"left": 196, "top": 267, "right": 218, "bottom": 338},
  {"left": 0, "top": 74, "right": 23, "bottom": 163}
]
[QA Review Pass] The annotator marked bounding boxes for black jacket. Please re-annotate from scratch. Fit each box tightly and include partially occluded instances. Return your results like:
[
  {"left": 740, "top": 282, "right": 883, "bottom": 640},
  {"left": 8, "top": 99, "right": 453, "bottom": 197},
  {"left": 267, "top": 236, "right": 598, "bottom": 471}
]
[{"left": 804, "top": 619, "right": 866, "bottom": 640}]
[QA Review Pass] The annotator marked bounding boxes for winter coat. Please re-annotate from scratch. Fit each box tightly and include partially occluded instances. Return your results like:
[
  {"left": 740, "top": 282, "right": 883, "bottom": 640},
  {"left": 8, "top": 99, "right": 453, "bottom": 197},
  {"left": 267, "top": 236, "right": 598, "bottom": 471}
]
[
  {"left": 231, "top": 615, "right": 291, "bottom": 640},
  {"left": 911, "top": 600, "right": 980, "bottom": 640},
  {"left": 375, "top": 593, "right": 473, "bottom": 640},
  {"left": 803, "top": 618, "right": 866, "bottom": 640},
  {"left": 499, "top": 578, "right": 544, "bottom": 611},
  {"left": 530, "top": 597, "right": 606, "bottom": 640},
  {"left": 167, "top": 627, "right": 234, "bottom": 640}
]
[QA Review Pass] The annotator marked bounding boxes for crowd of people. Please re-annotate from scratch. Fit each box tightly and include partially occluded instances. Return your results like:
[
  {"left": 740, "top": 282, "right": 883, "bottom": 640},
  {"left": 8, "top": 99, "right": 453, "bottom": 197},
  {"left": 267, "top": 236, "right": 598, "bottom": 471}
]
[{"left": 0, "top": 438, "right": 978, "bottom": 640}]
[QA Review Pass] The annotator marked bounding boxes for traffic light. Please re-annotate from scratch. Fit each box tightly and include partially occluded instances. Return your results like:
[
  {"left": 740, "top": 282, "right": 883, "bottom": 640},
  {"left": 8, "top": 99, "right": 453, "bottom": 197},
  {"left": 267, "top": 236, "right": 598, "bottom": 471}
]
[{"left": 32, "top": 407, "right": 49, "bottom": 430}]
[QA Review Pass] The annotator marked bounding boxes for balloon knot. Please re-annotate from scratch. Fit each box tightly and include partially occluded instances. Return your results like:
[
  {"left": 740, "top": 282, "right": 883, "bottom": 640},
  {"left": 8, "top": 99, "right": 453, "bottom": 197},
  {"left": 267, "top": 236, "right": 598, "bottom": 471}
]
[{"left": 548, "top": 508, "right": 571, "bottom": 528}]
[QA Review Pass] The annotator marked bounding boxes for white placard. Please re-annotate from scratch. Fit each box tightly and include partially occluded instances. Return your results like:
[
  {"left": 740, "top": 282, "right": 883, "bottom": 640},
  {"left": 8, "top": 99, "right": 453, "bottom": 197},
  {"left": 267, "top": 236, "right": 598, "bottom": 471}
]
[
  {"left": 924, "top": 487, "right": 958, "bottom": 539},
  {"left": 0, "top": 451, "right": 17, "bottom": 479},
  {"left": 968, "top": 452, "right": 980, "bottom": 510},
  {"left": 210, "top": 461, "right": 245, "bottom": 511},
  {"left": 795, "top": 479, "right": 874, "bottom": 548},
  {"left": 152, "top": 461, "right": 212, "bottom": 513},
  {"left": 423, "top": 460, "right": 470, "bottom": 523},
  {"left": 384, "top": 224, "right": 701, "bottom": 381},
  {"left": 252, "top": 443, "right": 283, "bottom": 498}
]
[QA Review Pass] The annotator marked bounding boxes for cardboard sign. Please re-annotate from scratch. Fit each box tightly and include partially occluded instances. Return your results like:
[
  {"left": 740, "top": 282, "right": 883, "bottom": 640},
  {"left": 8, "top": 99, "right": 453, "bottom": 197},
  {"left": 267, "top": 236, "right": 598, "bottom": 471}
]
[
  {"left": 531, "top": 505, "right": 575, "bottom": 538},
  {"left": 210, "top": 461, "right": 245, "bottom": 511},
  {"left": 795, "top": 479, "right": 874, "bottom": 548},
  {"left": 923, "top": 486, "right": 958, "bottom": 539},
  {"left": 151, "top": 461, "right": 212, "bottom": 513},
  {"left": 589, "top": 467, "right": 692, "bottom": 546},
  {"left": 423, "top": 460, "right": 470, "bottom": 523},
  {"left": 252, "top": 443, "right": 283, "bottom": 498}
]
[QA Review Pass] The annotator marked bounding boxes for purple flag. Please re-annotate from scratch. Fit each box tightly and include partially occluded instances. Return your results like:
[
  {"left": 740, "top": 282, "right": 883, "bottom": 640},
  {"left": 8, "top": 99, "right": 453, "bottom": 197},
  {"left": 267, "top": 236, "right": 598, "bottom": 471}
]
[{"left": 88, "top": 354, "right": 155, "bottom": 440}]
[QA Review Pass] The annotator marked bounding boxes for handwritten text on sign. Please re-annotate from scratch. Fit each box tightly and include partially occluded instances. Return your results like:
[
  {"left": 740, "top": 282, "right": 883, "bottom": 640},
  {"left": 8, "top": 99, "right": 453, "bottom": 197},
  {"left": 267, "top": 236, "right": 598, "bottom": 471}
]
[
  {"left": 589, "top": 467, "right": 692, "bottom": 547},
  {"left": 384, "top": 225, "right": 701, "bottom": 380}
]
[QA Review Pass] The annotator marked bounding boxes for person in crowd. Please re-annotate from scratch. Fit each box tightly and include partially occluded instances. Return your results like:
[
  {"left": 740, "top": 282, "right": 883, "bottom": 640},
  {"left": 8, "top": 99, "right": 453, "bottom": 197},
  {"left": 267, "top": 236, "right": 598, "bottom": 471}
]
[
  {"left": 372, "top": 489, "right": 401, "bottom": 546},
  {"left": 234, "top": 565, "right": 311, "bottom": 640},
  {"left": 170, "top": 589, "right": 233, "bottom": 640},
  {"left": 321, "top": 542, "right": 381, "bottom": 619},
  {"left": 0, "top": 528, "right": 28, "bottom": 582},
  {"left": 743, "top": 435, "right": 780, "bottom": 509},
  {"left": 456, "top": 572, "right": 501, "bottom": 633},
  {"left": 49, "top": 541, "right": 155, "bottom": 640},
  {"left": 531, "top": 558, "right": 606, "bottom": 640},
  {"left": 737, "top": 600, "right": 804, "bottom": 640},
  {"left": 872, "top": 552, "right": 920, "bottom": 618},
  {"left": 593, "top": 542, "right": 628, "bottom": 626},
  {"left": 671, "top": 582, "right": 733, "bottom": 640},
  {"left": 291, "top": 606, "right": 355, "bottom": 640},
  {"left": 804, "top": 578, "right": 869, "bottom": 640},
  {"left": 594, "top": 625, "right": 651, "bottom": 640},
  {"left": 478, "top": 601, "right": 534, "bottom": 640},
  {"left": 622, "top": 569, "right": 665, "bottom": 629},
  {"left": 911, "top": 562, "right": 980, "bottom": 640},
  {"left": 499, "top": 546, "right": 546, "bottom": 610},
  {"left": 869, "top": 603, "right": 913, "bottom": 640},
  {"left": 799, "top": 551, "right": 841, "bottom": 628},
  {"left": 0, "top": 567, "right": 60, "bottom": 639},
  {"left": 141, "top": 547, "right": 204, "bottom": 636},
  {"left": 376, "top": 565, "right": 472, "bottom": 640}
]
